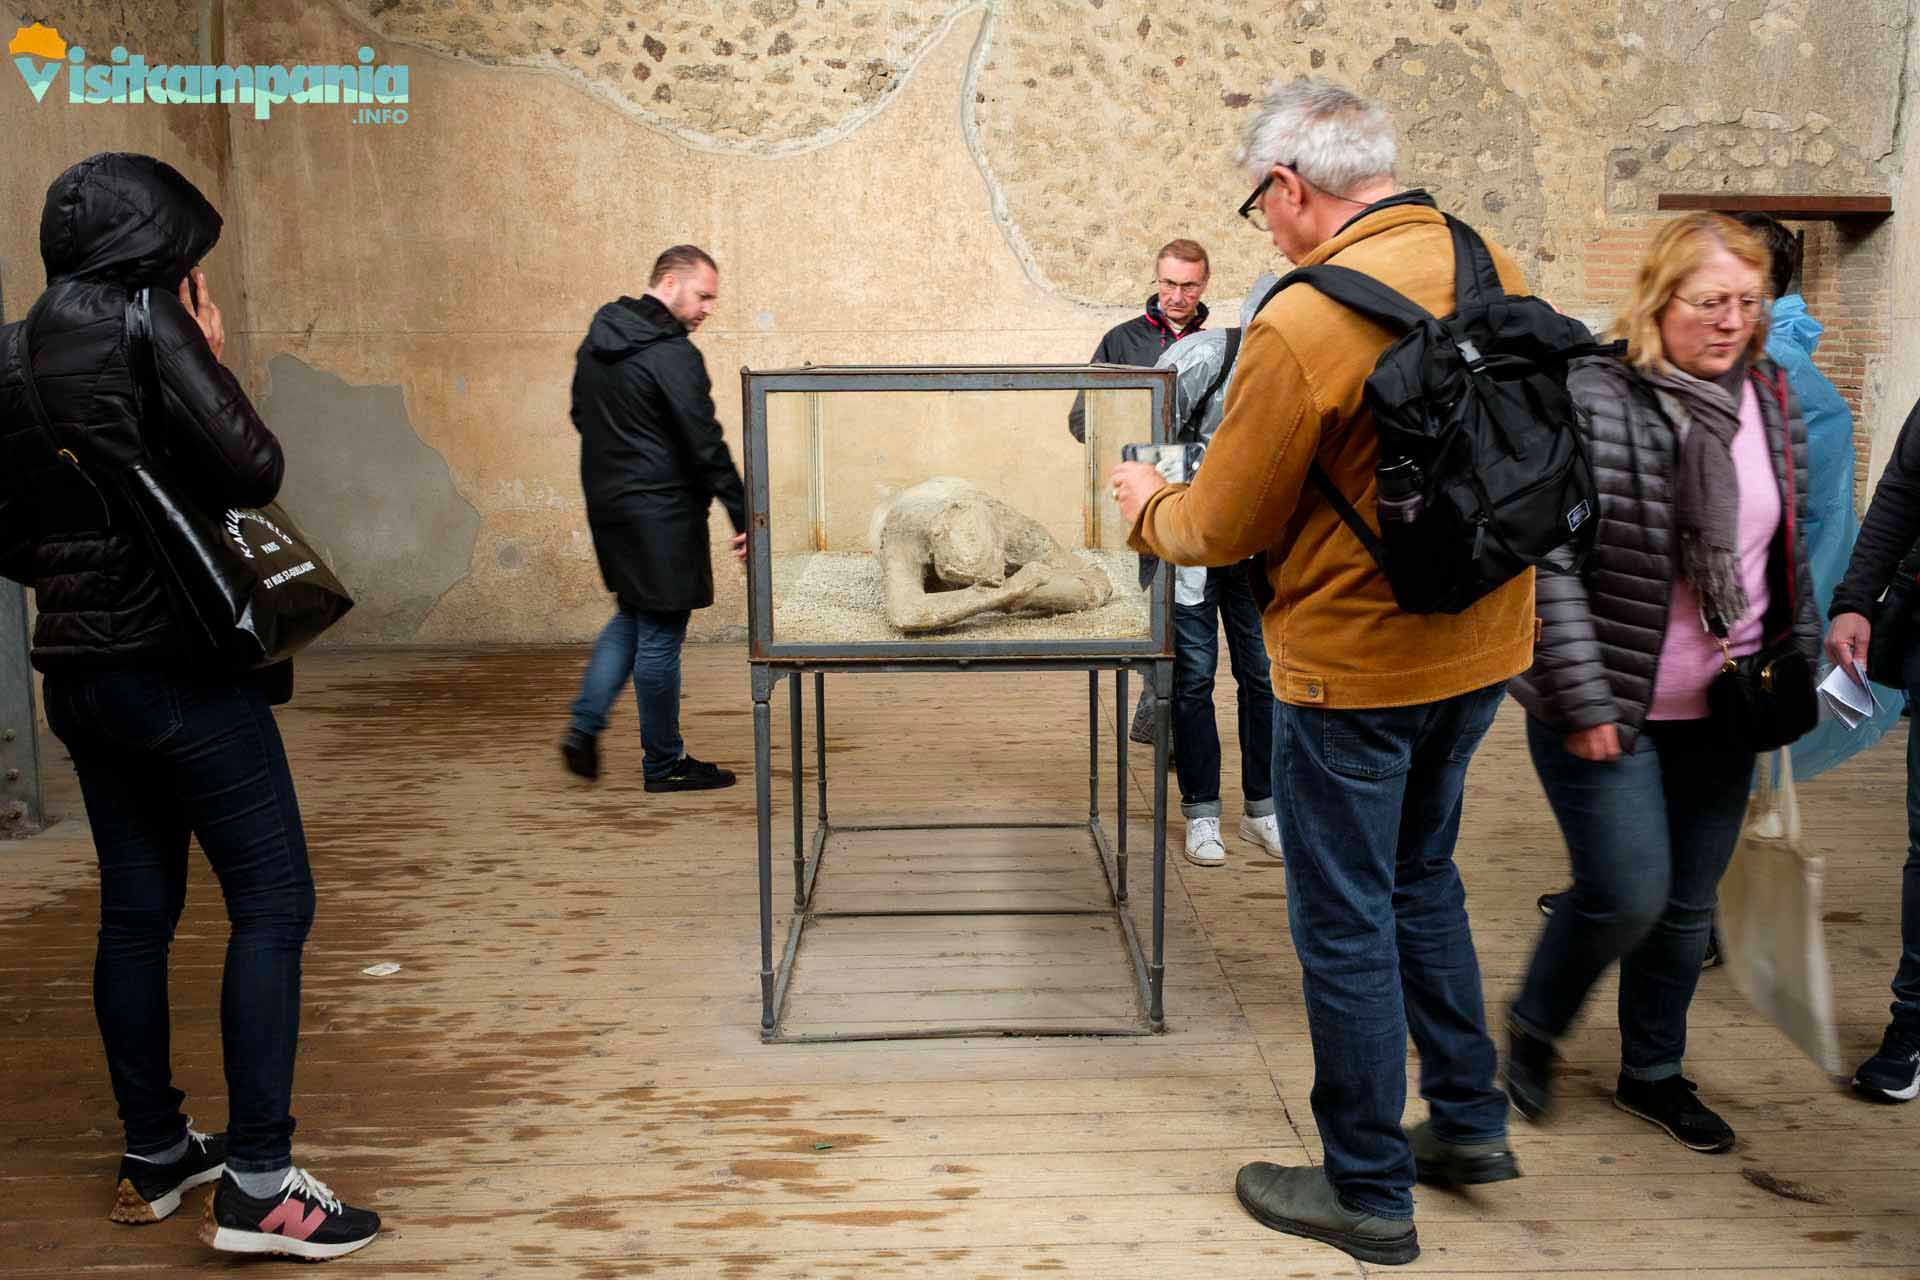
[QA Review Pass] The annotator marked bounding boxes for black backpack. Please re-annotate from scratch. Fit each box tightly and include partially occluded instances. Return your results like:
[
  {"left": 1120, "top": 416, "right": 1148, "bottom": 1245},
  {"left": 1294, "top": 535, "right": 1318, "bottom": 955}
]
[{"left": 1257, "top": 215, "right": 1608, "bottom": 615}]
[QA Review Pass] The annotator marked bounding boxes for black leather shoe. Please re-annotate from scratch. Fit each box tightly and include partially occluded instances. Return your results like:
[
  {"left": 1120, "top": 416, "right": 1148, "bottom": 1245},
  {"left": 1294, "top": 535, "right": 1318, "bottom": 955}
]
[
  {"left": 644, "top": 756, "right": 737, "bottom": 792},
  {"left": 560, "top": 729, "right": 600, "bottom": 780},
  {"left": 1612, "top": 1074, "right": 1735, "bottom": 1152},
  {"left": 1502, "top": 1018, "right": 1556, "bottom": 1123},
  {"left": 1407, "top": 1119, "right": 1521, "bottom": 1188}
]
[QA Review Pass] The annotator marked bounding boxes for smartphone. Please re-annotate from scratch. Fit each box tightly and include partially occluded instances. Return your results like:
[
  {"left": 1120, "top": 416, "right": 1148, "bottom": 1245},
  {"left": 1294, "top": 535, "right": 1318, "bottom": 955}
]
[{"left": 1121, "top": 441, "right": 1205, "bottom": 486}]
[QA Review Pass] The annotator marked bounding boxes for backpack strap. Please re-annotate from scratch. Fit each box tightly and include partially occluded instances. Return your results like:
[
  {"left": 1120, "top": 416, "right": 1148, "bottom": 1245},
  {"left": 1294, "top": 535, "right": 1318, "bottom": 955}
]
[
  {"left": 1267, "top": 264, "right": 1432, "bottom": 335},
  {"left": 1180, "top": 326, "right": 1241, "bottom": 442},
  {"left": 1306, "top": 463, "right": 1388, "bottom": 571},
  {"left": 1444, "top": 215, "right": 1506, "bottom": 316}
]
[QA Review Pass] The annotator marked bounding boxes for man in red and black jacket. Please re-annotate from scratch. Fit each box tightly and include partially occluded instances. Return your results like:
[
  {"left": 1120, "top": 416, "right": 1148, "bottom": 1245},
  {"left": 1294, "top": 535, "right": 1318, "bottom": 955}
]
[{"left": 1066, "top": 238, "right": 1210, "bottom": 442}]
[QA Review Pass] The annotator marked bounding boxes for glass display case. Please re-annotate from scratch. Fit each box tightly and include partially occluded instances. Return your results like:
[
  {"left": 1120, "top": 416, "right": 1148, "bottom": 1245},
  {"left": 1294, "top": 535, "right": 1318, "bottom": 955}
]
[
  {"left": 739, "top": 365, "right": 1177, "bottom": 1044},
  {"left": 742, "top": 365, "right": 1176, "bottom": 663}
]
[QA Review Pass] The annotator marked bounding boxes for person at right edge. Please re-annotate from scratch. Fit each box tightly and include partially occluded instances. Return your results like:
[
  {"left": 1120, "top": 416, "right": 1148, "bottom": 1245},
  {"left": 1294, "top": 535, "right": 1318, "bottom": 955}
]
[
  {"left": 1827, "top": 395, "right": 1920, "bottom": 1102},
  {"left": 1111, "top": 79, "right": 1525, "bottom": 1267},
  {"left": 1506, "top": 213, "right": 1819, "bottom": 1152},
  {"left": 0, "top": 153, "right": 379, "bottom": 1259}
]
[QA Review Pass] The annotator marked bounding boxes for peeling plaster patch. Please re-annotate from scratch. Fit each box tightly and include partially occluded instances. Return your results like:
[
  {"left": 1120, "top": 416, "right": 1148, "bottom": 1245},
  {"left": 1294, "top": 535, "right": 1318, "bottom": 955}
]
[{"left": 260, "top": 356, "right": 480, "bottom": 644}]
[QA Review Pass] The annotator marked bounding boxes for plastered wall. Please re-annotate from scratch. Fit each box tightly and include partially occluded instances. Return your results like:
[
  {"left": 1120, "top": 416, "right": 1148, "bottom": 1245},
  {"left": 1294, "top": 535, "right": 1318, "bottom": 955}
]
[{"left": 2, "top": 0, "right": 1913, "bottom": 644}]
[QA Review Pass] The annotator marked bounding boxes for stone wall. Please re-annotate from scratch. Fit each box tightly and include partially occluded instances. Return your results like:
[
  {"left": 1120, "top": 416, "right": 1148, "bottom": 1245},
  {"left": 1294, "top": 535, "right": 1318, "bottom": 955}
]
[{"left": 2, "top": 0, "right": 1912, "bottom": 645}]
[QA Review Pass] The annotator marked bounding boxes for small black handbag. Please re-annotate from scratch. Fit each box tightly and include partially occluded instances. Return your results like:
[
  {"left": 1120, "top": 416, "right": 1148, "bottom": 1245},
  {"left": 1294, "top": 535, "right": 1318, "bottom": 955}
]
[
  {"left": 10, "top": 291, "right": 353, "bottom": 668},
  {"left": 1705, "top": 369, "right": 1818, "bottom": 752}
]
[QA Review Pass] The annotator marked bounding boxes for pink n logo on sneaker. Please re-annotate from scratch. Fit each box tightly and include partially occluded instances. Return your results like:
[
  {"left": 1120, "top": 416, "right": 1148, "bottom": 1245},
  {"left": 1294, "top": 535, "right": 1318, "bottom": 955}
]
[{"left": 260, "top": 1199, "right": 328, "bottom": 1241}]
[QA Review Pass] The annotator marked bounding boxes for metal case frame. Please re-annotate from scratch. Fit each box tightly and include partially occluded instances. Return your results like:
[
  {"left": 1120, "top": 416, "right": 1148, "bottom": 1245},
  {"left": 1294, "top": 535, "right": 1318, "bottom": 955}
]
[{"left": 739, "top": 364, "right": 1176, "bottom": 1042}]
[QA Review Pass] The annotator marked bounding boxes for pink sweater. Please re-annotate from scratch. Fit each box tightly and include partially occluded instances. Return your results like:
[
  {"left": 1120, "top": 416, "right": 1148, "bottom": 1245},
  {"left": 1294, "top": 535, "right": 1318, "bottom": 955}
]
[{"left": 1649, "top": 380, "right": 1783, "bottom": 720}]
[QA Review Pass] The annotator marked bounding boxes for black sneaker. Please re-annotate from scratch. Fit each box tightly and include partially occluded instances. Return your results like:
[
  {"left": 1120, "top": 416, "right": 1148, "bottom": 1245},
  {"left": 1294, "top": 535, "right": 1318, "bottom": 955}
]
[
  {"left": 111, "top": 1128, "right": 225, "bottom": 1223},
  {"left": 1127, "top": 692, "right": 1155, "bottom": 746},
  {"left": 1613, "top": 1074, "right": 1735, "bottom": 1152},
  {"left": 1537, "top": 890, "right": 1565, "bottom": 918},
  {"left": 644, "top": 755, "right": 737, "bottom": 793},
  {"left": 201, "top": 1167, "right": 380, "bottom": 1261},
  {"left": 560, "top": 728, "right": 600, "bottom": 781},
  {"left": 1502, "top": 1018, "right": 1556, "bottom": 1123},
  {"left": 1852, "top": 1023, "right": 1920, "bottom": 1103}
]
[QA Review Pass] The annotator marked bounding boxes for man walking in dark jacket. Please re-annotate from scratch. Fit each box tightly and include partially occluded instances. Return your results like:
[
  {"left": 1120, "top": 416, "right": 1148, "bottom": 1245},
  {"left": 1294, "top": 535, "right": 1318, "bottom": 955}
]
[
  {"left": 1065, "top": 238, "right": 1210, "bottom": 443},
  {"left": 560, "top": 245, "right": 747, "bottom": 791},
  {"left": 1828, "top": 392, "right": 1920, "bottom": 1102}
]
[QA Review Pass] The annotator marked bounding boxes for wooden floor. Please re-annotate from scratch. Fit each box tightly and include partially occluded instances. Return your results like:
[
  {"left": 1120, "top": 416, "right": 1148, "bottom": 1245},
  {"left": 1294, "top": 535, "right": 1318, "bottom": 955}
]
[{"left": 3, "top": 646, "right": 1918, "bottom": 1278}]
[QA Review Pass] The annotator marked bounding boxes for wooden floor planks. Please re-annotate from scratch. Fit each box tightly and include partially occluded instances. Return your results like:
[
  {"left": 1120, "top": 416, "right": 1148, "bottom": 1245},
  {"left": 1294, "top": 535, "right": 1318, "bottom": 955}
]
[{"left": 2, "top": 646, "right": 1918, "bottom": 1277}]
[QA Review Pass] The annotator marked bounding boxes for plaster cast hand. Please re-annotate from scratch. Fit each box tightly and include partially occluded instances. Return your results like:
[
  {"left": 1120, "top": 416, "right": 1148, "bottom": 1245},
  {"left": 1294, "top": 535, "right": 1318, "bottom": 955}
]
[{"left": 179, "top": 269, "right": 224, "bottom": 362}]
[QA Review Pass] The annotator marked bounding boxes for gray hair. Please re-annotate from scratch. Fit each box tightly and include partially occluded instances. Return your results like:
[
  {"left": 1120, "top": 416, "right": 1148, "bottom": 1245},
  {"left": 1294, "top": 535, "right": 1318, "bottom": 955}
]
[{"left": 1238, "top": 78, "right": 1396, "bottom": 199}]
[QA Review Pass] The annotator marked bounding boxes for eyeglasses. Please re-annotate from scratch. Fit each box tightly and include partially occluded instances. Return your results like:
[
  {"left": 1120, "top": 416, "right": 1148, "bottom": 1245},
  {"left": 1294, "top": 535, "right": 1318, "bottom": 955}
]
[
  {"left": 1155, "top": 278, "right": 1207, "bottom": 296},
  {"left": 1672, "top": 293, "right": 1767, "bottom": 325},
  {"left": 1238, "top": 169, "right": 1279, "bottom": 232}
]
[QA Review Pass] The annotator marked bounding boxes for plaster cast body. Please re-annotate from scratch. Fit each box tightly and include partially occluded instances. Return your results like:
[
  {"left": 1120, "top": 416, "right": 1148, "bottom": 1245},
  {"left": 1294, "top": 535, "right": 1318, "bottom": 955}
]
[{"left": 868, "top": 477, "right": 1114, "bottom": 633}]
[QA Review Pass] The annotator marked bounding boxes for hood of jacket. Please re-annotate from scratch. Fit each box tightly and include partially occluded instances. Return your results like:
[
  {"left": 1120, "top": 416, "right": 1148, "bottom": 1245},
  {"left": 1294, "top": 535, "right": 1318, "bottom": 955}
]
[
  {"left": 585, "top": 294, "right": 684, "bottom": 363},
  {"left": 1769, "top": 294, "right": 1823, "bottom": 359},
  {"left": 39, "top": 152, "right": 222, "bottom": 287}
]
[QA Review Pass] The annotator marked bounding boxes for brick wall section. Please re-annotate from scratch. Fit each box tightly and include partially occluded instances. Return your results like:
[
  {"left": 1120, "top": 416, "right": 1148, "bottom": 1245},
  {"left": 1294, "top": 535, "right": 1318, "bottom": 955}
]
[{"left": 1580, "top": 218, "right": 1892, "bottom": 507}]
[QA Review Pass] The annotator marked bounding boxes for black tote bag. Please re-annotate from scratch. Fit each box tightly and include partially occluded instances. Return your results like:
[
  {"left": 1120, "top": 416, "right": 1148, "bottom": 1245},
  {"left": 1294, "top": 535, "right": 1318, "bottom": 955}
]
[{"left": 11, "top": 292, "right": 353, "bottom": 668}]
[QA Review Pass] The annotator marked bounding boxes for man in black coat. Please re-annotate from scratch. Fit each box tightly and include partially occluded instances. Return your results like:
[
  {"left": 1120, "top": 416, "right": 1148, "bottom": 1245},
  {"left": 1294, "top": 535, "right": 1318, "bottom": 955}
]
[
  {"left": 560, "top": 245, "right": 747, "bottom": 790},
  {"left": 1065, "top": 238, "right": 1210, "bottom": 443},
  {"left": 1828, "top": 393, "right": 1920, "bottom": 1102}
]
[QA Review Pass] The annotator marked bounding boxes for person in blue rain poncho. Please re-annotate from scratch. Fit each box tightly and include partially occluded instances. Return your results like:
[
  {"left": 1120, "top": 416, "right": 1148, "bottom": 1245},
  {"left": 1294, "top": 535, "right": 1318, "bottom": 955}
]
[{"left": 1734, "top": 213, "right": 1902, "bottom": 776}]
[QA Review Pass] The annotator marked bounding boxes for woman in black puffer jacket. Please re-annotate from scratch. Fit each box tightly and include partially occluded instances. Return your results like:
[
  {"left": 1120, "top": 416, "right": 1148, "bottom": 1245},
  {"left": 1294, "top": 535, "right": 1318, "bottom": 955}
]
[
  {"left": 1504, "top": 213, "right": 1820, "bottom": 1157},
  {"left": 0, "top": 154, "right": 376, "bottom": 1259}
]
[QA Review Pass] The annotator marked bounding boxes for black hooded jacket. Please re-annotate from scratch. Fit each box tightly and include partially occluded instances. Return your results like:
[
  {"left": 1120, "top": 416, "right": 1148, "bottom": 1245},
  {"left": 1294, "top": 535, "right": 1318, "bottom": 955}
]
[
  {"left": 571, "top": 293, "right": 747, "bottom": 613},
  {"left": 0, "top": 153, "right": 283, "bottom": 672},
  {"left": 1067, "top": 294, "right": 1208, "bottom": 442}
]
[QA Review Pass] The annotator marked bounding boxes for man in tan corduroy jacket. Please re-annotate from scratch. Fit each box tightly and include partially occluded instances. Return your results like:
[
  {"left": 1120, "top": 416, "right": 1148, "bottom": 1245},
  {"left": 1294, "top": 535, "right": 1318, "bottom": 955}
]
[{"left": 1111, "top": 79, "right": 1531, "bottom": 1268}]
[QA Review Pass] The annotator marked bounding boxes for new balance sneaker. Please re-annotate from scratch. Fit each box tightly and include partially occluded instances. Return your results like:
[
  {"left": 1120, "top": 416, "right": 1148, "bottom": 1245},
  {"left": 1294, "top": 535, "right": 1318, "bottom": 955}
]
[
  {"left": 1852, "top": 1023, "right": 1920, "bottom": 1103},
  {"left": 1238, "top": 813, "right": 1284, "bottom": 861},
  {"left": 643, "top": 755, "right": 737, "bottom": 793},
  {"left": 111, "top": 1128, "right": 226, "bottom": 1223},
  {"left": 1183, "top": 817, "right": 1226, "bottom": 867},
  {"left": 201, "top": 1167, "right": 380, "bottom": 1261},
  {"left": 1612, "top": 1074, "right": 1735, "bottom": 1152}
]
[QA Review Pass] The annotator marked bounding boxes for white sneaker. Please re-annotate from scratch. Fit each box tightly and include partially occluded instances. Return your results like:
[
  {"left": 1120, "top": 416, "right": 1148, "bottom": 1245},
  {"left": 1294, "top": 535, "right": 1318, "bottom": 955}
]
[
  {"left": 1183, "top": 817, "right": 1226, "bottom": 867},
  {"left": 1239, "top": 814, "right": 1284, "bottom": 861}
]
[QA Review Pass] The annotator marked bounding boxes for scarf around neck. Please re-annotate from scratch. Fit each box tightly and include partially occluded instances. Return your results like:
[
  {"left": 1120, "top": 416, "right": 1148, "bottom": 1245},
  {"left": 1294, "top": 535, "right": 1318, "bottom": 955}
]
[{"left": 1646, "top": 361, "right": 1751, "bottom": 628}]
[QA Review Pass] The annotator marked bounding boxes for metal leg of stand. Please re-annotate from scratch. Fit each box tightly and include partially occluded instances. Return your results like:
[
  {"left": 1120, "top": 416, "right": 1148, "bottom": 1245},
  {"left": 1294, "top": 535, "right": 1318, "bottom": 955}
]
[
  {"left": 790, "top": 672, "right": 807, "bottom": 908},
  {"left": 753, "top": 666, "right": 776, "bottom": 1032},
  {"left": 1088, "top": 671, "right": 1099, "bottom": 823},
  {"left": 1115, "top": 667, "right": 1128, "bottom": 903},
  {"left": 1150, "top": 659, "right": 1170, "bottom": 1027},
  {"left": 814, "top": 672, "right": 828, "bottom": 824}
]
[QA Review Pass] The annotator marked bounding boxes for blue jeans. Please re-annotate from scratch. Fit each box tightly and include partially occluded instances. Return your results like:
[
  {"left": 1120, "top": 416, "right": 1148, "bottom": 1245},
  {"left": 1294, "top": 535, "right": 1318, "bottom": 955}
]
[
  {"left": 1893, "top": 645, "right": 1920, "bottom": 1033},
  {"left": 1512, "top": 715, "right": 1756, "bottom": 1079},
  {"left": 1272, "top": 683, "right": 1509, "bottom": 1220},
  {"left": 1173, "top": 564, "right": 1276, "bottom": 820},
  {"left": 43, "top": 669, "right": 315, "bottom": 1172},
  {"left": 569, "top": 606, "right": 690, "bottom": 780}
]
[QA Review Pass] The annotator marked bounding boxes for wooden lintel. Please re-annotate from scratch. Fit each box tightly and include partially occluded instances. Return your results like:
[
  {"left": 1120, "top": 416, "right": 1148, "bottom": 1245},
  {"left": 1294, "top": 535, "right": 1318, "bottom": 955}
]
[{"left": 1655, "top": 193, "right": 1893, "bottom": 221}]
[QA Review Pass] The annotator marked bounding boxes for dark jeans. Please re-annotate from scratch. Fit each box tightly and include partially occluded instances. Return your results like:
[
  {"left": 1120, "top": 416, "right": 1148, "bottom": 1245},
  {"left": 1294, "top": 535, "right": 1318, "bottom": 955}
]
[
  {"left": 43, "top": 668, "right": 315, "bottom": 1172},
  {"left": 1272, "top": 682, "right": 1509, "bottom": 1219},
  {"left": 1512, "top": 715, "right": 1756, "bottom": 1080},
  {"left": 1894, "top": 644, "right": 1920, "bottom": 1033},
  {"left": 1172, "top": 564, "right": 1276, "bottom": 820},
  {"left": 569, "top": 606, "right": 690, "bottom": 781}
]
